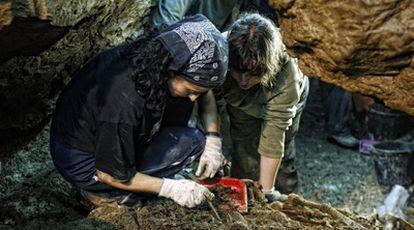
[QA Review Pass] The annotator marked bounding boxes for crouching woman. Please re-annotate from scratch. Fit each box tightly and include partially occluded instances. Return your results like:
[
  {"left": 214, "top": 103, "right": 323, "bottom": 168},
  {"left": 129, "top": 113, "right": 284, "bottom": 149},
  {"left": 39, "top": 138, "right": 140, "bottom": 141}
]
[{"left": 50, "top": 15, "right": 228, "bottom": 208}]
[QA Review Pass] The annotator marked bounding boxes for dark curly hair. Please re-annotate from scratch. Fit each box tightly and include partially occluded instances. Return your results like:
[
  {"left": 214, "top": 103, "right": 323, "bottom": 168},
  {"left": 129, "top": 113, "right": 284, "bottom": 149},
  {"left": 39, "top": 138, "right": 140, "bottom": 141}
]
[{"left": 124, "top": 34, "right": 173, "bottom": 119}]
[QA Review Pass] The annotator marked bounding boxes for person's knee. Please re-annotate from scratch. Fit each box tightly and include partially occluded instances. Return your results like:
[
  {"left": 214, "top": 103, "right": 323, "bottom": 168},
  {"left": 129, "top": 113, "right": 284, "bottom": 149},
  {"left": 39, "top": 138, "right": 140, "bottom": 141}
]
[
  {"left": 276, "top": 170, "right": 299, "bottom": 194},
  {"left": 169, "top": 127, "right": 205, "bottom": 150},
  {"left": 185, "top": 127, "right": 205, "bottom": 143},
  {"left": 185, "top": 128, "right": 206, "bottom": 155},
  {"left": 279, "top": 162, "right": 297, "bottom": 174}
]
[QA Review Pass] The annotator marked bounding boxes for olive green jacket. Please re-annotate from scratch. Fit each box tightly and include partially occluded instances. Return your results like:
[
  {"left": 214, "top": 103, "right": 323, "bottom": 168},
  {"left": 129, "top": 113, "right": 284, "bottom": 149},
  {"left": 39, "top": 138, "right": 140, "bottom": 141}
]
[{"left": 222, "top": 57, "right": 309, "bottom": 158}]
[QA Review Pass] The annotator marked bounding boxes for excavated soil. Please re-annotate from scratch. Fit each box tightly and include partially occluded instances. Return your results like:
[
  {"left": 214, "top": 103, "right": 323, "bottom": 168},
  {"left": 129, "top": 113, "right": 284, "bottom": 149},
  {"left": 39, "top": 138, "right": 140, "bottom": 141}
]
[
  {"left": 1, "top": 80, "right": 413, "bottom": 229},
  {"left": 63, "top": 183, "right": 409, "bottom": 229}
]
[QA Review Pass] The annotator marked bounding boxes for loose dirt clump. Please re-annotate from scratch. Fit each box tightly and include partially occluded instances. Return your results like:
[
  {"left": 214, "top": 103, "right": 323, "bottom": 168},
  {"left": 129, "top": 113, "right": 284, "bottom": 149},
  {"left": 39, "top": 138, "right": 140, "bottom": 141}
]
[{"left": 207, "top": 184, "right": 240, "bottom": 210}]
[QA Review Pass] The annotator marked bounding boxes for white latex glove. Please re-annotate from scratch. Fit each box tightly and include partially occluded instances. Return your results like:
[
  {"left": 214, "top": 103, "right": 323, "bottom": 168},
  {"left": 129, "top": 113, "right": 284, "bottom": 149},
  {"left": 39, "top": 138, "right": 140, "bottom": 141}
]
[
  {"left": 158, "top": 178, "right": 213, "bottom": 208},
  {"left": 196, "top": 136, "right": 226, "bottom": 179},
  {"left": 262, "top": 187, "right": 288, "bottom": 202}
]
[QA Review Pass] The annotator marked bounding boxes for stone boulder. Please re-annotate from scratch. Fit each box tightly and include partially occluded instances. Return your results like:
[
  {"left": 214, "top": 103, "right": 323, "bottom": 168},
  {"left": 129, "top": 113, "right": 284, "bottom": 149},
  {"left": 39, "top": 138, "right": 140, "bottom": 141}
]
[
  {"left": 0, "top": 0, "right": 155, "bottom": 144},
  {"left": 268, "top": 0, "right": 414, "bottom": 116}
]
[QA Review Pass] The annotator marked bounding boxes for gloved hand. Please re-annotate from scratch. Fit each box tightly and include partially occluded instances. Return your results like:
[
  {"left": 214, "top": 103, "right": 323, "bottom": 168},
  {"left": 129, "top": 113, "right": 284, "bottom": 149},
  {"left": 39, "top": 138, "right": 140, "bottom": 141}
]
[
  {"left": 158, "top": 178, "right": 213, "bottom": 208},
  {"left": 262, "top": 187, "right": 288, "bottom": 202},
  {"left": 196, "top": 136, "right": 226, "bottom": 179}
]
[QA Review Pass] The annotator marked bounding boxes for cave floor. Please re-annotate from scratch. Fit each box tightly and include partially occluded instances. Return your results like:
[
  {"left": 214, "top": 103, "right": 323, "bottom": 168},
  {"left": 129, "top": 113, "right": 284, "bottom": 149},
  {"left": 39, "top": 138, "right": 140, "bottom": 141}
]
[{"left": 0, "top": 79, "right": 412, "bottom": 229}]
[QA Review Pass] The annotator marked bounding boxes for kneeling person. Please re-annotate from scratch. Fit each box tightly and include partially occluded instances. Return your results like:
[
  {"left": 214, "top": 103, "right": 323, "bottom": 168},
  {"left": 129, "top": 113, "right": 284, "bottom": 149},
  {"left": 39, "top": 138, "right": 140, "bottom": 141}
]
[
  {"left": 50, "top": 15, "right": 228, "bottom": 208},
  {"left": 220, "top": 13, "right": 309, "bottom": 201}
]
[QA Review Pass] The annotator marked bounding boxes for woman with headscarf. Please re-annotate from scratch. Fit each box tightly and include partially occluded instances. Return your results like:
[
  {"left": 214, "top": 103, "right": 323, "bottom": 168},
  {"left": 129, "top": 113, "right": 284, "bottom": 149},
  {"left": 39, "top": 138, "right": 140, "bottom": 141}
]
[{"left": 50, "top": 14, "right": 228, "bottom": 208}]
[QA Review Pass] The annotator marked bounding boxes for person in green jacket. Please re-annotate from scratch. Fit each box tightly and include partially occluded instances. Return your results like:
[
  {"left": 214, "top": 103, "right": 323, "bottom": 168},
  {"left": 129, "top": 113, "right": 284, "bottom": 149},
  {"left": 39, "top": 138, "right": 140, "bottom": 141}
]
[{"left": 219, "top": 13, "right": 309, "bottom": 200}]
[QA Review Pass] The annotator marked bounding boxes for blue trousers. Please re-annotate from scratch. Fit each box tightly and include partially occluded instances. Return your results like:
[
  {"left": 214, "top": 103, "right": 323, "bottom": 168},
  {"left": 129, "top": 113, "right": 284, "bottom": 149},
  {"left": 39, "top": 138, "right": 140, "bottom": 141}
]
[{"left": 50, "top": 126, "right": 205, "bottom": 205}]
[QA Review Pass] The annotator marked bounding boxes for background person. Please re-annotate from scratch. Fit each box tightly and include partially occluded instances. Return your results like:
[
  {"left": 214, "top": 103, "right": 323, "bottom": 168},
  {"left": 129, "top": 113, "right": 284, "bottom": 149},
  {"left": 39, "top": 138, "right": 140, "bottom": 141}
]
[
  {"left": 320, "top": 82, "right": 359, "bottom": 148},
  {"left": 151, "top": 0, "right": 278, "bottom": 32}
]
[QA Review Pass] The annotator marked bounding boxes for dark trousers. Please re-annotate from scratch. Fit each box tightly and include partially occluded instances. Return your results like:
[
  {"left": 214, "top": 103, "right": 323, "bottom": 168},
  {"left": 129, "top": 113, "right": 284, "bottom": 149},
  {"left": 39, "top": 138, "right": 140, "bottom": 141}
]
[
  {"left": 227, "top": 79, "right": 309, "bottom": 194},
  {"left": 227, "top": 105, "right": 304, "bottom": 194},
  {"left": 320, "top": 82, "right": 353, "bottom": 136},
  {"left": 50, "top": 126, "right": 205, "bottom": 205}
]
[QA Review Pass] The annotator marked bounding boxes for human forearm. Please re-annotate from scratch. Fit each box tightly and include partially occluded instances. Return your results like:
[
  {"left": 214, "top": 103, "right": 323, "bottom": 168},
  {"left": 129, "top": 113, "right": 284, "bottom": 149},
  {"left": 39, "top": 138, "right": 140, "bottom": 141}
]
[
  {"left": 96, "top": 170, "right": 163, "bottom": 194},
  {"left": 259, "top": 155, "right": 281, "bottom": 190},
  {"left": 97, "top": 170, "right": 213, "bottom": 208},
  {"left": 196, "top": 90, "right": 226, "bottom": 178},
  {"left": 199, "top": 90, "right": 219, "bottom": 132}
]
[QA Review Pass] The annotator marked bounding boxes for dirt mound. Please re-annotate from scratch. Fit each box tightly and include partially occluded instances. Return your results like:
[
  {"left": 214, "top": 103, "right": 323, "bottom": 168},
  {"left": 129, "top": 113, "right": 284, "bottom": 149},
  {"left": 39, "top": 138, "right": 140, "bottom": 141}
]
[
  {"left": 86, "top": 182, "right": 412, "bottom": 229},
  {"left": 2, "top": 173, "right": 411, "bottom": 229}
]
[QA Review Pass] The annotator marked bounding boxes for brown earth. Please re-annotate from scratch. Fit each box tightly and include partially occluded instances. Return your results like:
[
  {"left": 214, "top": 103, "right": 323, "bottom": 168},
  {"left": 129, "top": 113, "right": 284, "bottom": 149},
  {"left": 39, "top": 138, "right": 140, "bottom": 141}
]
[
  {"left": 87, "top": 183, "right": 389, "bottom": 229},
  {"left": 1, "top": 178, "right": 410, "bottom": 229}
]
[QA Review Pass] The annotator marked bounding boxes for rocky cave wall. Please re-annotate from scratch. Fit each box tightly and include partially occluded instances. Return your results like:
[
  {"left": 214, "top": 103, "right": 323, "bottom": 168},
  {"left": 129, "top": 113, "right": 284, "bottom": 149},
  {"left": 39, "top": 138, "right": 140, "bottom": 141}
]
[
  {"left": 268, "top": 0, "right": 414, "bottom": 116},
  {"left": 0, "top": 0, "right": 413, "bottom": 151},
  {"left": 0, "top": 0, "right": 155, "bottom": 145}
]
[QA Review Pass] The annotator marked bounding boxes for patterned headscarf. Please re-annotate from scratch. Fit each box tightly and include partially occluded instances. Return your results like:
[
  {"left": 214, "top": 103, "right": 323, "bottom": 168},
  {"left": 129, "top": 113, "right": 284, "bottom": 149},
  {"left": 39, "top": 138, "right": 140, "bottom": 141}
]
[{"left": 156, "top": 14, "right": 228, "bottom": 88}]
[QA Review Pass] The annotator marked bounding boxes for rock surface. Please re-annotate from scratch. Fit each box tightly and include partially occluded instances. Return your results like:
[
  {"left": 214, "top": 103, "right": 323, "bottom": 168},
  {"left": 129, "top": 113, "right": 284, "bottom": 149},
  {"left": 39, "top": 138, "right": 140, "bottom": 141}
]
[
  {"left": 0, "top": 1, "right": 12, "bottom": 29},
  {"left": 0, "top": 0, "right": 155, "bottom": 145},
  {"left": 268, "top": 0, "right": 414, "bottom": 116},
  {"left": 1, "top": 0, "right": 413, "bottom": 150}
]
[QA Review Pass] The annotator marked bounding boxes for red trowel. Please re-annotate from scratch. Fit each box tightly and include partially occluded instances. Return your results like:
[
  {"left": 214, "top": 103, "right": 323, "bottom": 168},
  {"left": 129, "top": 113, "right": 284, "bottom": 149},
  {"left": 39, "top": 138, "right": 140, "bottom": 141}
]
[{"left": 200, "top": 177, "right": 248, "bottom": 212}]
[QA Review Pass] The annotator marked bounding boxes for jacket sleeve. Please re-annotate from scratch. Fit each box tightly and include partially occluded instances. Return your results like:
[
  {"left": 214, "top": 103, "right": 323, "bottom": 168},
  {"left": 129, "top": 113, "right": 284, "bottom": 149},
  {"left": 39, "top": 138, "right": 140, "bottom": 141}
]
[
  {"left": 258, "top": 63, "right": 302, "bottom": 159},
  {"left": 95, "top": 121, "right": 137, "bottom": 182},
  {"left": 151, "top": 0, "right": 193, "bottom": 29}
]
